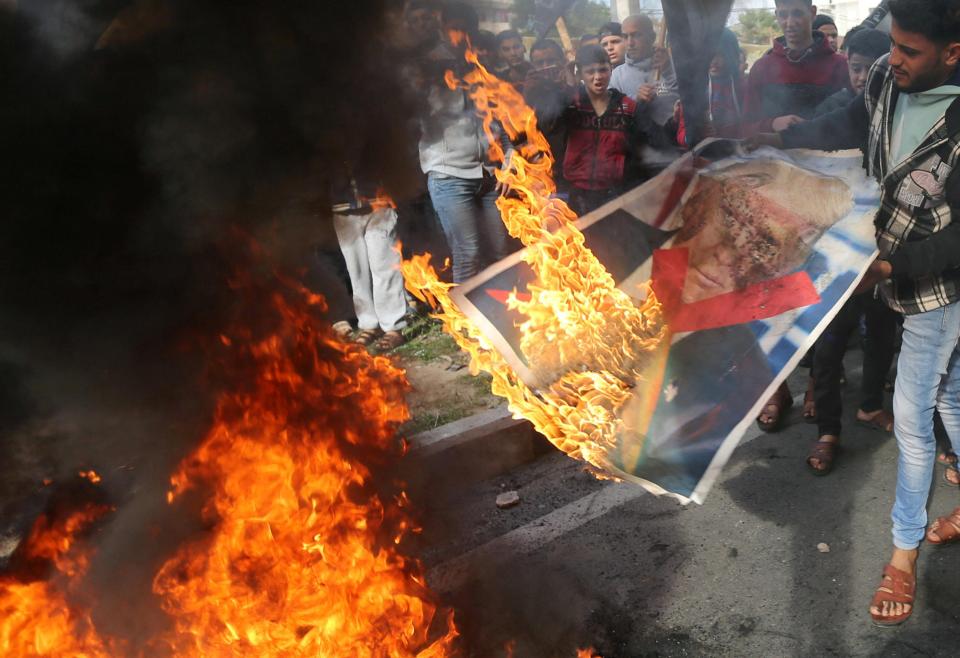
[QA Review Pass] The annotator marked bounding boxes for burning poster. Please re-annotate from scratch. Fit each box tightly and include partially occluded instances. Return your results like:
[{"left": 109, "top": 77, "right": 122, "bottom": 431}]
[{"left": 449, "top": 140, "right": 880, "bottom": 503}]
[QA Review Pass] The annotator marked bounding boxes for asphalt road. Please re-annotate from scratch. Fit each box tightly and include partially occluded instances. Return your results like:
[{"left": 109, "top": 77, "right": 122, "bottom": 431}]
[{"left": 415, "top": 357, "right": 960, "bottom": 657}]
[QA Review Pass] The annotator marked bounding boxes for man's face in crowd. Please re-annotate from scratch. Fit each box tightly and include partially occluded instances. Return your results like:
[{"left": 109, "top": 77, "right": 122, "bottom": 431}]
[
  {"left": 405, "top": 7, "right": 438, "bottom": 45},
  {"left": 500, "top": 37, "right": 526, "bottom": 66},
  {"left": 889, "top": 20, "right": 960, "bottom": 93},
  {"left": 476, "top": 45, "right": 495, "bottom": 69},
  {"left": 531, "top": 47, "right": 564, "bottom": 82},
  {"left": 775, "top": 1, "right": 816, "bottom": 50},
  {"left": 622, "top": 18, "right": 654, "bottom": 61},
  {"left": 600, "top": 34, "right": 626, "bottom": 67},
  {"left": 580, "top": 62, "right": 611, "bottom": 96},
  {"left": 818, "top": 23, "right": 839, "bottom": 51},
  {"left": 847, "top": 52, "right": 876, "bottom": 94}
]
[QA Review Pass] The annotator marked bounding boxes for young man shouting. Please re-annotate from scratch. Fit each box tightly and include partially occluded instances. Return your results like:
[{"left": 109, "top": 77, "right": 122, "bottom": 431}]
[{"left": 753, "top": 0, "right": 960, "bottom": 627}]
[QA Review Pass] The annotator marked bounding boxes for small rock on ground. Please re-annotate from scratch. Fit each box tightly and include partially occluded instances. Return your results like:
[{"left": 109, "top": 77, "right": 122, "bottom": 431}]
[{"left": 496, "top": 491, "right": 521, "bottom": 509}]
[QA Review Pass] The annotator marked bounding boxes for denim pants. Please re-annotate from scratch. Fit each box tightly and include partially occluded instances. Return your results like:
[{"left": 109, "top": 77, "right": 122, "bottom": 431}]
[
  {"left": 891, "top": 300, "right": 960, "bottom": 549},
  {"left": 812, "top": 292, "right": 899, "bottom": 437},
  {"left": 427, "top": 173, "right": 511, "bottom": 283}
]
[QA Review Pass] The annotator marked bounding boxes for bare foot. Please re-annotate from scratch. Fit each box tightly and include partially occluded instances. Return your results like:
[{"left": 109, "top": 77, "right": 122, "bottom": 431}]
[{"left": 869, "top": 548, "right": 917, "bottom": 621}]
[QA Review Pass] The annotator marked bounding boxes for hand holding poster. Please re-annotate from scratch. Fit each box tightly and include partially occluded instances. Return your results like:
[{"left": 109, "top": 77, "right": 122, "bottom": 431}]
[{"left": 449, "top": 140, "right": 880, "bottom": 502}]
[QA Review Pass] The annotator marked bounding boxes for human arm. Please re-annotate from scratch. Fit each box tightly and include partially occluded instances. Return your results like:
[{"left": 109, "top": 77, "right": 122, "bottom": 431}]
[
  {"left": 739, "top": 59, "right": 774, "bottom": 136},
  {"left": 778, "top": 92, "right": 870, "bottom": 151}
]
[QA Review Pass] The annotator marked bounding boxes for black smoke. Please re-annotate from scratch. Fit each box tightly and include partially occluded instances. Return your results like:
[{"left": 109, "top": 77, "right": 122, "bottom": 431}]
[{"left": 0, "top": 0, "right": 427, "bottom": 645}]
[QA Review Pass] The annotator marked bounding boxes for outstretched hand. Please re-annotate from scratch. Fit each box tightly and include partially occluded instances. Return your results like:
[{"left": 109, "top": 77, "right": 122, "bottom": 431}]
[
  {"left": 771, "top": 114, "right": 805, "bottom": 132},
  {"left": 743, "top": 132, "right": 784, "bottom": 151}
]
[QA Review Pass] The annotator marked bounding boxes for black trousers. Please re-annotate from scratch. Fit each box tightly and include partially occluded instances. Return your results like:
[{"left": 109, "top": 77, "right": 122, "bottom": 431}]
[{"left": 812, "top": 292, "right": 900, "bottom": 437}]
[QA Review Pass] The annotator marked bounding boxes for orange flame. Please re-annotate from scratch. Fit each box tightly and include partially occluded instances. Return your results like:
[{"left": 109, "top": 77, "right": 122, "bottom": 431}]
[
  {"left": 151, "top": 282, "right": 458, "bottom": 657},
  {"left": 402, "top": 42, "right": 665, "bottom": 473},
  {"left": 368, "top": 187, "right": 398, "bottom": 211},
  {"left": 78, "top": 470, "right": 102, "bottom": 485},
  {"left": 0, "top": 501, "right": 114, "bottom": 657}
]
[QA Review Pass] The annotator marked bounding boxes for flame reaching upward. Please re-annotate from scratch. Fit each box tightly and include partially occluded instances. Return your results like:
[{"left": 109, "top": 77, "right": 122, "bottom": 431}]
[
  {"left": 0, "top": 498, "right": 114, "bottom": 657},
  {"left": 403, "top": 43, "right": 665, "bottom": 473},
  {"left": 152, "top": 282, "right": 458, "bottom": 657}
]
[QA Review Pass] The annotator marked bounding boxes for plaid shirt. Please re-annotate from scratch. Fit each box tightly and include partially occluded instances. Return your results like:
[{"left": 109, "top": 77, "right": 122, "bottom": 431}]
[{"left": 864, "top": 55, "right": 960, "bottom": 314}]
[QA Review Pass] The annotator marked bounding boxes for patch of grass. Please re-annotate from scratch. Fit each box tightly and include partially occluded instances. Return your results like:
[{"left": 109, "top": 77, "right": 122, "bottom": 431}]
[
  {"left": 403, "top": 372, "right": 499, "bottom": 435},
  {"left": 392, "top": 315, "right": 461, "bottom": 363},
  {"left": 404, "top": 405, "right": 477, "bottom": 435},
  {"left": 459, "top": 371, "right": 493, "bottom": 396}
]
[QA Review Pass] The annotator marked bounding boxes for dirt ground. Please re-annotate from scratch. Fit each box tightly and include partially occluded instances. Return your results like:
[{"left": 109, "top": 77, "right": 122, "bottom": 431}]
[{"left": 389, "top": 316, "right": 502, "bottom": 435}]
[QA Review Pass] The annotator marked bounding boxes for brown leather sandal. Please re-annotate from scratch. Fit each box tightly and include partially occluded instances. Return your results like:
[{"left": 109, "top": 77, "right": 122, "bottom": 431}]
[
  {"left": 756, "top": 383, "right": 793, "bottom": 432},
  {"left": 806, "top": 439, "right": 838, "bottom": 476},
  {"left": 926, "top": 506, "right": 960, "bottom": 545},
  {"left": 856, "top": 409, "right": 894, "bottom": 433},
  {"left": 374, "top": 330, "right": 406, "bottom": 351},
  {"left": 869, "top": 564, "right": 915, "bottom": 627},
  {"left": 355, "top": 328, "right": 383, "bottom": 346},
  {"left": 937, "top": 450, "right": 957, "bottom": 466}
]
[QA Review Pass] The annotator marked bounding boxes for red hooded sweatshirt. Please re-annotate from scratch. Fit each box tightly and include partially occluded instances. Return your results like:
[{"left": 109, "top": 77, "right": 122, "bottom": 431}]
[{"left": 741, "top": 33, "right": 848, "bottom": 136}]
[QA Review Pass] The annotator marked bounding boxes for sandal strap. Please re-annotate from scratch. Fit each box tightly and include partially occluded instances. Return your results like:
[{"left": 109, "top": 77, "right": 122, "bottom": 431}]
[
  {"left": 873, "top": 564, "right": 915, "bottom": 603},
  {"left": 935, "top": 510, "right": 960, "bottom": 537},
  {"left": 808, "top": 441, "right": 836, "bottom": 459}
]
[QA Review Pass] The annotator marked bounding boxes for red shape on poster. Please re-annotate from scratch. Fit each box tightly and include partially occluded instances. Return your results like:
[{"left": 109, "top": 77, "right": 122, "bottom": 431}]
[
  {"left": 484, "top": 247, "right": 818, "bottom": 334},
  {"left": 651, "top": 248, "right": 820, "bottom": 333}
]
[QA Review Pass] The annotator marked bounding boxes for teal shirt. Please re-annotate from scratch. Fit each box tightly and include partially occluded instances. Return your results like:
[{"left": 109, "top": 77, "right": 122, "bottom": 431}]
[{"left": 890, "top": 84, "right": 960, "bottom": 166}]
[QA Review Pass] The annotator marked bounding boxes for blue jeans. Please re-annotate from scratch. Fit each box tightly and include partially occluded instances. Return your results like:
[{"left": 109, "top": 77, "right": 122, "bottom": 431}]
[
  {"left": 891, "top": 300, "right": 960, "bottom": 549},
  {"left": 427, "top": 173, "right": 511, "bottom": 283}
]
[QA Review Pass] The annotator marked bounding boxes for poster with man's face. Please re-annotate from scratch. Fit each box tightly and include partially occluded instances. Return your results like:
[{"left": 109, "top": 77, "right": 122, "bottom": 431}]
[{"left": 451, "top": 141, "right": 881, "bottom": 503}]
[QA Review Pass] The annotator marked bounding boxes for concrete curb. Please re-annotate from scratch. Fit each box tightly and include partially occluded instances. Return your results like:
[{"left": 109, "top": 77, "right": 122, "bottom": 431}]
[{"left": 403, "top": 406, "right": 553, "bottom": 493}]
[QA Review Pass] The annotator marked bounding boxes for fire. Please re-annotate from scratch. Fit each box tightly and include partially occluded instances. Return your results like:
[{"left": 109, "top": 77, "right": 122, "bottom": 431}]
[
  {"left": 402, "top": 42, "right": 665, "bottom": 473},
  {"left": 152, "top": 282, "right": 458, "bottom": 657},
  {"left": 369, "top": 188, "right": 398, "bottom": 212},
  {"left": 78, "top": 470, "right": 101, "bottom": 484},
  {"left": 0, "top": 497, "right": 114, "bottom": 657}
]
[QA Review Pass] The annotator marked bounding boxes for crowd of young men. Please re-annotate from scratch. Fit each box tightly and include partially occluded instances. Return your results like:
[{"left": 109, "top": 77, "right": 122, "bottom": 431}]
[{"left": 327, "top": 0, "right": 960, "bottom": 628}]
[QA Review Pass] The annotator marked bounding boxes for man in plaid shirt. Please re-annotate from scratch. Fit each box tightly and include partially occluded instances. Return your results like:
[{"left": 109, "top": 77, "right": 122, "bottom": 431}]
[{"left": 753, "top": 0, "right": 960, "bottom": 627}]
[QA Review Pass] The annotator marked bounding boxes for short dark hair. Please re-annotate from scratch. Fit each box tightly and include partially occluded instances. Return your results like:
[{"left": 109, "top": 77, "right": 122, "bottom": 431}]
[
  {"left": 441, "top": 2, "right": 479, "bottom": 38},
  {"left": 496, "top": 29, "right": 523, "bottom": 46},
  {"left": 530, "top": 39, "right": 564, "bottom": 60},
  {"left": 845, "top": 27, "right": 890, "bottom": 61},
  {"left": 598, "top": 22, "right": 622, "bottom": 39},
  {"left": 575, "top": 44, "right": 609, "bottom": 68},
  {"left": 774, "top": 0, "right": 813, "bottom": 6},
  {"left": 889, "top": 0, "right": 960, "bottom": 43},
  {"left": 841, "top": 24, "right": 865, "bottom": 51},
  {"left": 474, "top": 30, "right": 497, "bottom": 54},
  {"left": 812, "top": 14, "right": 836, "bottom": 30}
]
